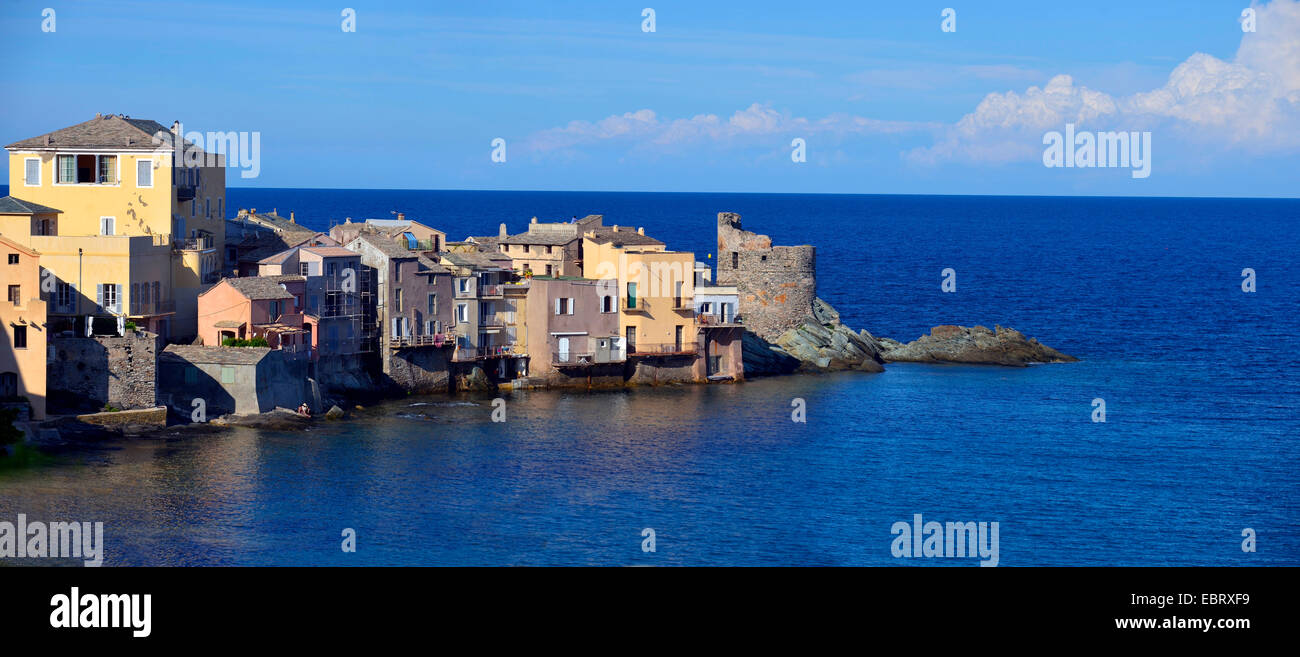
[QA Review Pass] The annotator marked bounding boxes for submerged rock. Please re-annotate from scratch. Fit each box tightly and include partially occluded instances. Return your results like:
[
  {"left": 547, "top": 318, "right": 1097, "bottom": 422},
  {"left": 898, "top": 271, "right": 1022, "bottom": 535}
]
[
  {"left": 879, "top": 325, "right": 1078, "bottom": 367},
  {"left": 324, "top": 405, "right": 345, "bottom": 420}
]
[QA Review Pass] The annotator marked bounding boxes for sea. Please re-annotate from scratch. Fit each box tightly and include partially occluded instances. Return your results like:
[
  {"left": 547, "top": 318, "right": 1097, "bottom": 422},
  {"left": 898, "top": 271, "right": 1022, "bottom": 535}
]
[{"left": 1, "top": 188, "right": 1297, "bottom": 566}]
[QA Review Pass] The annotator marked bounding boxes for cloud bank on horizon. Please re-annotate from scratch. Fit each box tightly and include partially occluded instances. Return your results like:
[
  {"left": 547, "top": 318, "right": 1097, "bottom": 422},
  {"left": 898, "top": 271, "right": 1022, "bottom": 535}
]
[{"left": 525, "top": 0, "right": 1300, "bottom": 172}]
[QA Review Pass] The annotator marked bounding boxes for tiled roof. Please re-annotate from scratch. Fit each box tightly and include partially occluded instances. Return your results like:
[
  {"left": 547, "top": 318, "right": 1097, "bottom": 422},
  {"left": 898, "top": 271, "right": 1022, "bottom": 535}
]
[
  {"left": 301, "top": 246, "right": 359, "bottom": 258},
  {"left": 442, "top": 251, "right": 510, "bottom": 270},
  {"left": 501, "top": 230, "right": 578, "bottom": 246},
  {"left": 416, "top": 254, "right": 450, "bottom": 274},
  {"left": 0, "top": 196, "right": 62, "bottom": 215},
  {"left": 6, "top": 114, "right": 191, "bottom": 150},
  {"left": 351, "top": 233, "right": 417, "bottom": 260},
  {"left": 222, "top": 276, "right": 296, "bottom": 300},
  {"left": 586, "top": 230, "right": 664, "bottom": 247},
  {"left": 161, "top": 344, "right": 271, "bottom": 365}
]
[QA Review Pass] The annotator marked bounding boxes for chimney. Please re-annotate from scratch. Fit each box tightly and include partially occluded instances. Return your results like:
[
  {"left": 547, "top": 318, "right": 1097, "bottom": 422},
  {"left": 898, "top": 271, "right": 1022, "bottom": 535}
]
[
  {"left": 612, "top": 225, "right": 620, "bottom": 232},
  {"left": 290, "top": 212, "right": 296, "bottom": 223},
  {"left": 530, "top": 216, "right": 538, "bottom": 224},
  {"left": 44, "top": 135, "right": 51, "bottom": 146},
  {"left": 95, "top": 113, "right": 102, "bottom": 118},
  {"left": 345, "top": 217, "right": 352, "bottom": 224},
  {"left": 397, "top": 212, "right": 406, "bottom": 222},
  {"left": 499, "top": 223, "right": 508, "bottom": 238},
  {"left": 637, "top": 227, "right": 645, "bottom": 235},
  {"left": 171, "top": 121, "right": 181, "bottom": 135},
  {"left": 250, "top": 208, "right": 257, "bottom": 216}
]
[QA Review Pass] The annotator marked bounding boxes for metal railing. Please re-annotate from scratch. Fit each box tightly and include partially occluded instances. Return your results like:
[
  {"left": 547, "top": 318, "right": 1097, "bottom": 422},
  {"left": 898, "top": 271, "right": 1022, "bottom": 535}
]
[
  {"left": 672, "top": 296, "right": 694, "bottom": 310},
  {"left": 697, "top": 312, "right": 742, "bottom": 326},
  {"left": 553, "top": 352, "right": 596, "bottom": 366},
  {"left": 128, "top": 299, "right": 176, "bottom": 316},
  {"left": 479, "top": 316, "right": 504, "bottom": 328},
  {"left": 174, "top": 236, "right": 213, "bottom": 250},
  {"left": 630, "top": 342, "right": 697, "bottom": 356},
  {"left": 622, "top": 298, "right": 648, "bottom": 311},
  {"left": 479, "top": 284, "right": 503, "bottom": 297},
  {"left": 389, "top": 333, "right": 454, "bottom": 348}
]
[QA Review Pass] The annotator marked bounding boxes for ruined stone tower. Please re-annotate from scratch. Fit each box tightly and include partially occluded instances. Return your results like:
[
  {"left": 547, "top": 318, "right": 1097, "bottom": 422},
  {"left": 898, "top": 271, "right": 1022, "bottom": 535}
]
[{"left": 715, "top": 212, "right": 817, "bottom": 342}]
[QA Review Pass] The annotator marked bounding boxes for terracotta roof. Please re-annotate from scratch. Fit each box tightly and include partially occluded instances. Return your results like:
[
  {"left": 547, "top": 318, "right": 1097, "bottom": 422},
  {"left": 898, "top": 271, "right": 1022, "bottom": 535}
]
[
  {"left": 6, "top": 114, "right": 193, "bottom": 151},
  {"left": 222, "top": 276, "right": 295, "bottom": 300},
  {"left": 0, "top": 196, "right": 62, "bottom": 215}
]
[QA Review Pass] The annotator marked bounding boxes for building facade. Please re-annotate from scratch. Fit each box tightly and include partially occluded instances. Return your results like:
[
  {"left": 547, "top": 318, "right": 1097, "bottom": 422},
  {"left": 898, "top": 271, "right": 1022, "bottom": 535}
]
[{"left": 0, "top": 234, "right": 48, "bottom": 419}]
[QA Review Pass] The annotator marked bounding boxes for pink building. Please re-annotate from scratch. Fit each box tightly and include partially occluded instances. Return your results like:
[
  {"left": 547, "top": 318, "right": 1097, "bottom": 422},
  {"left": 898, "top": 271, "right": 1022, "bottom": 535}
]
[{"left": 197, "top": 275, "right": 313, "bottom": 358}]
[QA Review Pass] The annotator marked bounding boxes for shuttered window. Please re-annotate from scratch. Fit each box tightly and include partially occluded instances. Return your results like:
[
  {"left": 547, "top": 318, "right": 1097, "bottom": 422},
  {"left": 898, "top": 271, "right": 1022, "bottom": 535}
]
[
  {"left": 137, "top": 159, "right": 153, "bottom": 187},
  {"left": 24, "top": 158, "right": 40, "bottom": 185}
]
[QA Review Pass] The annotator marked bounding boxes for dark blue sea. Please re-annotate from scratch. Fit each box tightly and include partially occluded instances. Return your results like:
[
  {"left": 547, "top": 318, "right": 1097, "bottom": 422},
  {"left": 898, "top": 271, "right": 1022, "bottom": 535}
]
[{"left": 2, "top": 188, "right": 1297, "bottom": 566}]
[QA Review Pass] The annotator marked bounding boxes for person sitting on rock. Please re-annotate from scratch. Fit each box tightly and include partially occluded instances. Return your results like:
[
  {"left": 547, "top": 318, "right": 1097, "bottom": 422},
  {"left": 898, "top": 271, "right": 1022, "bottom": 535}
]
[{"left": 297, "top": 403, "right": 311, "bottom": 417}]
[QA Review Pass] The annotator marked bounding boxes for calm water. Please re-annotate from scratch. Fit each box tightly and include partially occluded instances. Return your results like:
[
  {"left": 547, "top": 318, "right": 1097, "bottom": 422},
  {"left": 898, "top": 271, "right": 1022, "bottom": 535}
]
[{"left": 1, "top": 189, "right": 1297, "bottom": 565}]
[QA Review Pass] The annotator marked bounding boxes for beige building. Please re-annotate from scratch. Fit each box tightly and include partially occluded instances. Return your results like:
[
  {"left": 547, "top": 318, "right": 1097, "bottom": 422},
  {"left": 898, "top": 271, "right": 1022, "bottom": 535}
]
[
  {"left": 581, "top": 228, "right": 696, "bottom": 356},
  {"left": 4, "top": 114, "right": 227, "bottom": 340},
  {"left": 1, "top": 234, "right": 48, "bottom": 419}
]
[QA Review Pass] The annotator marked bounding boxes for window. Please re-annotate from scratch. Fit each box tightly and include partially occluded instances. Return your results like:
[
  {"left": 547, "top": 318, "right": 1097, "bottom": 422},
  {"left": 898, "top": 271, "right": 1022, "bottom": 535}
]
[
  {"left": 546, "top": 245, "right": 553, "bottom": 254},
  {"left": 394, "top": 288, "right": 403, "bottom": 312},
  {"left": 427, "top": 293, "right": 437, "bottom": 315},
  {"left": 184, "top": 366, "right": 198, "bottom": 385},
  {"left": 299, "top": 262, "right": 310, "bottom": 276},
  {"left": 458, "top": 278, "right": 470, "bottom": 293},
  {"left": 394, "top": 263, "right": 402, "bottom": 283},
  {"left": 732, "top": 252, "right": 738, "bottom": 269},
  {"left": 7, "top": 254, "right": 17, "bottom": 265},
  {"left": 100, "top": 217, "right": 115, "bottom": 235},
  {"left": 7, "top": 285, "right": 19, "bottom": 305},
  {"left": 136, "top": 159, "right": 153, "bottom": 187},
  {"left": 13, "top": 326, "right": 26, "bottom": 349},
  {"left": 567, "top": 298, "right": 574, "bottom": 315},
  {"left": 626, "top": 282, "right": 637, "bottom": 309},
  {"left": 57, "top": 155, "right": 75, "bottom": 183},
  {"left": 221, "top": 366, "right": 235, "bottom": 384},
  {"left": 191, "top": 199, "right": 196, "bottom": 217},
  {"left": 545, "top": 264, "right": 553, "bottom": 276},
  {"left": 456, "top": 303, "right": 468, "bottom": 323},
  {"left": 131, "top": 283, "right": 139, "bottom": 311},
  {"left": 57, "top": 282, "right": 72, "bottom": 310},
  {"left": 98, "top": 283, "right": 120, "bottom": 313},
  {"left": 24, "top": 158, "right": 40, "bottom": 186},
  {"left": 602, "top": 295, "right": 613, "bottom": 313},
  {"left": 98, "top": 155, "right": 117, "bottom": 183},
  {"left": 327, "top": 262, "right": 337, "bottom": 277},
  {"left": 205, "top": 198, "right": 210, "bottom": 217},
  {"left": 0, "top": 372, "right": 16, "bottom": 396},
  {"left": 152, "top": 282, "right": 160, "bottom": 310}
]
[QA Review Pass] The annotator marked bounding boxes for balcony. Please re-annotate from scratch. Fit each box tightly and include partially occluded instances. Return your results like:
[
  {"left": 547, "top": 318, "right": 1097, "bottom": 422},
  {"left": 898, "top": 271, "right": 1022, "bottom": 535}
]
[
  {"left": 697, "top": 312, "right": 742, "bottom": 327},
  {"left": 455, "top": 344, "right": 518, "bottom": 361},
  {"left": 128, "top": 299, "right": 176, "bottom": 317},
  {"left": 621, "top": 298, "right": 648, "bottom": 312},
  {"left": 389, "top": 333, "right": 454, "bottom": 349},
  {"left": 479, "top": 284, "right": 503, "bottom": 298},
  {"left": 479, "top": 316, "right": 505, "bottom": 329},
  {"left": 630, "top": 342, "right": 697, "bottom": 356},
  {"left": 672, "top": 296, "right": 694, "bottom": 311},
  {"left": 553, "top": 352, "right": 596, "bottom": 367},
  {"left": 174, "top": 236, "right": 213, "bottom": 251}
]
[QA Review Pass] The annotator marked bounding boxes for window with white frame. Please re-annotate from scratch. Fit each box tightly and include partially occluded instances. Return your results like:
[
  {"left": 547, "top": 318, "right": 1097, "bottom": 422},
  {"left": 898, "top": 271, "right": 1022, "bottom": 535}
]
[
  {"left": 56, "top": 154, "right": 117, "bottom": 184},
  {"left": 136, "top": 159, "right": 153, "bottom": 187},
  {"left": 24, "top": 158, "right": 40, "bottom": 186},
  {"left": 100, "top": 217, "right": 115, "bottom": 235},
  {"left": 98, "top": 283, "right": 120, "bottom": 313},
  {"left": 456, "top": 303, "right": 468, "bottom": 323}
]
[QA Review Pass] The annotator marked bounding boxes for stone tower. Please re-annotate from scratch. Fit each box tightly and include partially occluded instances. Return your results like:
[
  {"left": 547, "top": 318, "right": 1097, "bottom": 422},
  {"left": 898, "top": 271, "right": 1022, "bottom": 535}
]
[{"left": 715, "top": 212, "right": 817, "bottom": 342}]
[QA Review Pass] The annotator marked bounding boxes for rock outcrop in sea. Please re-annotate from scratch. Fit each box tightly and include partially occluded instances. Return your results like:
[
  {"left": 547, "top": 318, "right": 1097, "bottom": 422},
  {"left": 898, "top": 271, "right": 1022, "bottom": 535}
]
[
  {"left": 877, "top": 325, "right": 1078, "bottom": 367},
  {"left": 744, "top": 298, "right": 886, "bottom": 375}
]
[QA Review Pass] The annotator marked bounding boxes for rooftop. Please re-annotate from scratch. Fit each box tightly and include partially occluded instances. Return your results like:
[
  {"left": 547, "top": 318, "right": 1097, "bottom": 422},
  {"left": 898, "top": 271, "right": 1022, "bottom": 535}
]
[
  {"left": 0, "top": 196, "right": 62, "bottom": 215},
  {"left": 6, "top": 114, "right": 196, "bottom": 151},
  {"left": 220, "top": 276, "right": 295, "bottom": 301},
  {"left": 161, "top": 344, "right": 272, "bottom": 366}
]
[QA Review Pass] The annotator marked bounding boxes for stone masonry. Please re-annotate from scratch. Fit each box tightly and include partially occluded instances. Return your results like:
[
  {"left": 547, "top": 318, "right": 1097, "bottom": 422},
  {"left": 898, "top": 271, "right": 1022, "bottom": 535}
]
[
  {"left": 715, "top": 212, "right": 816, "bottom": 342},
  {"left": 47, "top": 331, "right": 160, "bottom": 412}
]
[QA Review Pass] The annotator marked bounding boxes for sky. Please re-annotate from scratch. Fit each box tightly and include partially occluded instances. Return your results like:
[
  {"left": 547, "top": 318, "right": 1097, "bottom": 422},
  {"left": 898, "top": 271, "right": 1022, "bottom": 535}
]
[{"left": 1, "top": 0, "right": 1297, "bottom": 196}]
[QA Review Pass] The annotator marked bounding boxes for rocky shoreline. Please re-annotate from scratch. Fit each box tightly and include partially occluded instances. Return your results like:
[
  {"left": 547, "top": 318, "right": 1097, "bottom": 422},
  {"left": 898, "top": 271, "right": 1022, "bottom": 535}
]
[{"left": 742, "top": 297, "right": 1077, "bottom": 374}]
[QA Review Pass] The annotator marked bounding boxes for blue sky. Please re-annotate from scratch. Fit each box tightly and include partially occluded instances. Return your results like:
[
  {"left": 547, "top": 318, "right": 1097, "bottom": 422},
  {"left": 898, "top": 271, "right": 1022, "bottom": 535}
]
[{"left": 2, "top": 0, "right": 1297, "bottom": 196}]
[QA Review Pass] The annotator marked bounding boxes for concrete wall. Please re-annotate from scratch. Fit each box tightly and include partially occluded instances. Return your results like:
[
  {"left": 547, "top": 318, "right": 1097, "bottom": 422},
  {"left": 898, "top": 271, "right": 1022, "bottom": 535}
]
[
  {"left": 715, "top": 212, "right": 816, "bottom": 342},
  {"left": 47, "top": 331, "right": 159, "bottom": 413},
  {"left": 157, "top": 347, "right": 311, "bottom": 417}
]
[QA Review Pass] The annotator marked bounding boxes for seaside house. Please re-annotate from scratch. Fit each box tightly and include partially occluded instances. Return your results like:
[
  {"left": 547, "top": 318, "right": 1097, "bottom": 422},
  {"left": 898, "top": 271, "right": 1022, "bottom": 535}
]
[
  {"left": 495, "top": 214, "right": 607, "bottom": 277},
  {"left": 158, "top": 345, "right": 315, "bottom": 417},
  {"left": 226, "top": 209, "right": 336, "bottom": 277},
  {"left": 437, "top": 251, "right": 522, "bottom": 369},
  {"left": 330, "top": 214, "right": 445, "bottom": 253},
  {"left": 523, "top": 276, "right": 624, "bottom": 377},
  {"left": 344, "top": 232, "right": 456, "bottom": 390},
  {"left": 3, "top": 114, "right": 227, "bottom": 341},
  {"left": 692, "top": 261, "right": 745, "bottom": 381},
  {"left": 196, "top": 276, "right": 313, "bottom": 358},
  {"left": 580, "top": 226, "right": 698, "bottom": 358},
  {"left": 257, "top": 245, "right": 365, "bottom": 360},
  {"left": 0, "top": 234, "right": 48, "bottom": 419}
]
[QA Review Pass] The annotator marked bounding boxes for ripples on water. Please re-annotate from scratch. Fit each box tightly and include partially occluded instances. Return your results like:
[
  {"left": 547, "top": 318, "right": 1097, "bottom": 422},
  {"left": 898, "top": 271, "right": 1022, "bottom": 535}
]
[{"left": 1, "top": 192, "right": 1296, "bottom": 565}]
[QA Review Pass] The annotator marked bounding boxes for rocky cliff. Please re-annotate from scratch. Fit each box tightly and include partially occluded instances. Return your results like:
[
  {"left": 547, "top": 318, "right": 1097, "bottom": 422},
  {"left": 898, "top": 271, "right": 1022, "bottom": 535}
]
[{"left": 744, "top": 298, "right": 885, "bottom": 375}]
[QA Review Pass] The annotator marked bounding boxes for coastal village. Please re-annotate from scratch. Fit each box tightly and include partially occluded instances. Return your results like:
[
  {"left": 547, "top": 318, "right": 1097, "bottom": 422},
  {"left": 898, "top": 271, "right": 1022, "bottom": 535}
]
[
  {"left": 0, "top": 115, "right": 791, "bottom": 437},
  {"left": 1, "top": 115, "right": 1075, "bottom": 441}
]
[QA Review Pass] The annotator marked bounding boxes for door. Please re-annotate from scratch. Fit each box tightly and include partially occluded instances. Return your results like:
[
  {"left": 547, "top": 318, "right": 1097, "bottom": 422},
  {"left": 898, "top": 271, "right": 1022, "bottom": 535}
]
[
  {"left": 625, "top": 327, "right": 636, "bottom": 354},
  {"left": 557, "top": 337, "right": 570, "bottom": 363},
  {"left": 675, "top": 325, "right": 684, "bottom": 352}
]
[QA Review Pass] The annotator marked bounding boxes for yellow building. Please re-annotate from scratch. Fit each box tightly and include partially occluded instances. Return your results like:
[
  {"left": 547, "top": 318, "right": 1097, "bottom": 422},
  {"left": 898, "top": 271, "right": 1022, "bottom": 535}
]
[
  {"left": 4, "top": 114, "right": 226, "bottom": 340},
  {"left": 0, "top": 233, "right": 48, "bottom": 419},
  {"left": 581, "top": 228, "right": 697, "bottom": 355}
]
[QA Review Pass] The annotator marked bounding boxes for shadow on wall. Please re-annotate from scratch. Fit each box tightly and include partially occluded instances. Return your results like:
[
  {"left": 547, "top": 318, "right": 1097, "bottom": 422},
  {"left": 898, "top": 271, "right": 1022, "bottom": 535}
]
[{"left": 46, "top": 338, "right": 109, "bottom": 414}]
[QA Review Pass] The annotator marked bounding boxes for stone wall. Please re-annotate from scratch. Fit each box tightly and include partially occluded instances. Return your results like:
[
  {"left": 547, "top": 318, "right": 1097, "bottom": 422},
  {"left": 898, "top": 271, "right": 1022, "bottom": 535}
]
[
  {"left": 715, "top": 212, "right": 816, "bottom": 342},
  {"left": 47, "top": 331, "right": 160, "bottom": 413},
  {"left": 385, "top": 347, "right": 454, "bottom": 393}
]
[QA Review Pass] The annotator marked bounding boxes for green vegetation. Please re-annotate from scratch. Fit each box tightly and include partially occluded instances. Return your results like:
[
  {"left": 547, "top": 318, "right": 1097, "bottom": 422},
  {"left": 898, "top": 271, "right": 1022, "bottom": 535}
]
[
  {"left": 124, "top": 321, "right": 138, "bottom": 331},
  {"left": 101, "top": 404, "right": 120, "bottom": 413},
  {"left": 221, "top": 336, "right": 270, "bottom": 347}
]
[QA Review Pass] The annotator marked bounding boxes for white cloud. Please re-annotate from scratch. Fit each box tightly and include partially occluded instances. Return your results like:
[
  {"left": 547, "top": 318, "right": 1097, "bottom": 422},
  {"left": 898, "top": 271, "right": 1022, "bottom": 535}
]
[
  {"left": 910, "top": 0, "right": 1300, "bottom": 164},
  {"left": 522, "top": 103, "right": 935, "bottom": 155}
]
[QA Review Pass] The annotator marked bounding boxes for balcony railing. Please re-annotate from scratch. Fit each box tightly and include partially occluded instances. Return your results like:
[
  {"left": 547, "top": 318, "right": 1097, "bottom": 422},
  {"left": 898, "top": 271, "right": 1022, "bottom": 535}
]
[
  {"left": 174, "top": 236, "right": 213, "bottom": 251},
  {"left": 697, "top": 312, "right": 742, "bottom": 327},
  {"left": 389, "top": 333, "right": 454, "bottom": 348},
  {"left": 630, "top": 342, "right": 697, "bottom": 356},
  {"left": 128, "top": 299, "right": 176, "bottom": 316},
  {"left": 479, "top": 316, "right": 504, "bottom": 329},
  {"left": 622, "top": 298, "right": 648, "bottom": 312},
  {"left": 553, "top": 352, "right": 596, "bottom": 366},
  {"left": 479, "top": 284, "right": 503, "bottom": 297},
  {"left": 455, "top": 344, "right": 517, "bottom": 360},
  {"left": 672, "top": 297, "right": 694, "bottom": 311}
]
